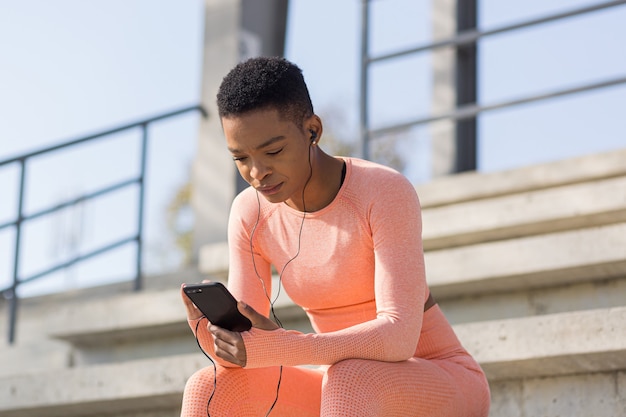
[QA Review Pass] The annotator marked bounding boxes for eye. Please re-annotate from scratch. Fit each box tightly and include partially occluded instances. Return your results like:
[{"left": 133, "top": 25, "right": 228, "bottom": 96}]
[
  {"left": 232, "top": 156, "right": 247, "bottom": 162},
  {"left": 267, "top": 148, "right": 283, "bottom": 156}
]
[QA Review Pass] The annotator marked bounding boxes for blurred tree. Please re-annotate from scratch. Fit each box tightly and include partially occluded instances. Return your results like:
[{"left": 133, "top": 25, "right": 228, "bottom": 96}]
[{"left": 166, "top": 181, "right": 193, "bottom": 267}]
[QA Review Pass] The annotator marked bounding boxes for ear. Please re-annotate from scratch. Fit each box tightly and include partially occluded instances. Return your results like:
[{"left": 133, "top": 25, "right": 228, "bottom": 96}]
[{"left": 304, "top": 114, "right": 323, "bottom": 145}]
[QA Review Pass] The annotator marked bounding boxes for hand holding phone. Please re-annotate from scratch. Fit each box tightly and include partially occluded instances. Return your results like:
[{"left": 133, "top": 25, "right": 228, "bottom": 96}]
[{"left": 182, "top": 282, "right": 252, "bottom": 332}]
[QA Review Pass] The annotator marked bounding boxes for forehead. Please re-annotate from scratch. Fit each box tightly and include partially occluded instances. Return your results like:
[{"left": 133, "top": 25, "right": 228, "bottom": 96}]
[{"left": 222, "top": 109, "right": 300, "bottom": 151}]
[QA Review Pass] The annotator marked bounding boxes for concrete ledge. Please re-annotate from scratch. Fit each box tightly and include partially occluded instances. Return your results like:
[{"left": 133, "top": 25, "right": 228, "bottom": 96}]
[
  {"left": 0, "top": 268, "right": 205, "bottom": 346},
  {"left": 489, "top": 371, "right": 626, "bottom": 417},
  {"left": 45, "top": 283, "right": 305, "bottom": 349},
  {"left": 426, "top": 222, "right": 626, "bottom": 298},
  {"left": 0, "top": 353, "right": 206, "bottom": 417},
  {"left": 422, "top": 176, "right": 626, "bottom": 250},
  {"left": 455, "top": 306, "right": 626, "bottom": 381},
  {"left": 0, "top": 340, "right": 71, "bottom": 377},
  {"left": 416, "top": 147, "right": 626, "bottom": 208},
  {"left": 439, "top": 275, "right": 626, "bottom": 325},
  {"left": 46, "top": 288, "right": 191, "bottom": 347}
]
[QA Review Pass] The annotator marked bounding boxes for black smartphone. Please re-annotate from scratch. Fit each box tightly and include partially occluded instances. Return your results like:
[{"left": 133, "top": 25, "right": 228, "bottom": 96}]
[{"left": 183, "top": 282, "right": 252, "bottom": 332}]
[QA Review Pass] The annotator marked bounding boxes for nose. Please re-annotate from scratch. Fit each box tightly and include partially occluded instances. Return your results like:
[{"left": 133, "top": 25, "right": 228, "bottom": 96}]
[{"left": 249, "top": 159, "right": 270, "bottom": 181}]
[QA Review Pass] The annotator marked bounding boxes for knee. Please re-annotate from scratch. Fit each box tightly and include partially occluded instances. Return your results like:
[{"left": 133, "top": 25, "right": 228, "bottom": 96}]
[
  {"left": 182, "top": 365, "right": 252, "bottom": 415},
  {"left": 322, "top": 360, "right": 382, "bottom": 416},
  {"left": 183, "top": 366, "right": 215, "bottom": 400},
  {"left": 323, "top": 358, "right": 380, "bottom": 395},
  {"left": 183, "top": 366, "right": 247, "bottom": 399},
  {"left": 325, "top": 359, "right": 370, "bottom": 383}
]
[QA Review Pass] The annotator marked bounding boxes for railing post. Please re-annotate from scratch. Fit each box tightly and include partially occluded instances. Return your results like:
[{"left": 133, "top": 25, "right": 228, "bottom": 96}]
[
  {"left": 359, "top": 0, "right": 371, "bottom": 160},
  {"left": 134, "top": 123, "right": 149, "bottom": 291},
  {"left": 455, "top": 0, "right": 478, "bottom": 172},
  {"left": 8, "top": 159, "right": 27, "bottom": 344}
]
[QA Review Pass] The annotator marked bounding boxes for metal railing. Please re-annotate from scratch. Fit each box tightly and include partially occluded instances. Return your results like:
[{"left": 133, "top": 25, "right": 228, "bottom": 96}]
[
  {"left": 0, "top": 104, "right": 207, "bottom": 344},
  {"left": 359, "top": 0, "right": 626, "bottom": 169}
]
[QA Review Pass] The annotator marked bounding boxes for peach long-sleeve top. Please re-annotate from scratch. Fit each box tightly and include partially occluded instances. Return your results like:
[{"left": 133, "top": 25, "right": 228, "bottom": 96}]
[{"left": 193, "top": 157, "right": 471, "bottom": 370}]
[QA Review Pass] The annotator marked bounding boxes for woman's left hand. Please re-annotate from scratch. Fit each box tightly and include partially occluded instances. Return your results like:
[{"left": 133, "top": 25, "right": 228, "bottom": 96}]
[{"left": 209, "top": 301, "right": 279, "bottom": 367}]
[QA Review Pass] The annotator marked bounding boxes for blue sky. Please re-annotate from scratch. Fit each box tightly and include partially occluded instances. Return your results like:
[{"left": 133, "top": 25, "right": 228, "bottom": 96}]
[{"left": 1, "top": 0, "right": 625, "bottom": 296}]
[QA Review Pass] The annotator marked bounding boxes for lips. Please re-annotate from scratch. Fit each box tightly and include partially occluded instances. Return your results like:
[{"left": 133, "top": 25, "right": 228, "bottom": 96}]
[{"left": 257, "top": 183, "right": 283, "bottom": 196}]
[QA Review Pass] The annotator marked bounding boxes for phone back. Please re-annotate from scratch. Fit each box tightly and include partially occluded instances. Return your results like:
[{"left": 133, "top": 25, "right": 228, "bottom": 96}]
[{"left": 184, "top": 282, "right": 252, "bottom": 332}]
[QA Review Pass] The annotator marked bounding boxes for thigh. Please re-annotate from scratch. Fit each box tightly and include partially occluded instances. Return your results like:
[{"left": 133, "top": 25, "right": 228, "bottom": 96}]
[
  {"left": 322, "top": 357, "right": 489, "bottom": 417},
  {"left": 181, "top": 365, "right": 324, "bottom": 417}
]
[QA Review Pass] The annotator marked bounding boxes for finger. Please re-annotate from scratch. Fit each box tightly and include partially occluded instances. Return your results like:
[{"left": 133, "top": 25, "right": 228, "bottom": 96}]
[
  {"left": 211, "top": 326, "right": 246, "bottom": 366},
  {"left": 180, "top": 284, "right": 204, "bottom": 320},
  {"left": 213, "top": 343, "right": 245, "bottom": 367},
  {"left": 238, "top": 301, "right": 279, "bottom": 330},
  {"left": 209, "top": 325, "right": 240, "bottom": 345}
]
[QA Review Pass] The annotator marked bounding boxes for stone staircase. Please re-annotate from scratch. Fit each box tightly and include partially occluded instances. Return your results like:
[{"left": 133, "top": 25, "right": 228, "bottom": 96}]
[{"left": 1, "top": 149, "right": 625, "bottom": 417}]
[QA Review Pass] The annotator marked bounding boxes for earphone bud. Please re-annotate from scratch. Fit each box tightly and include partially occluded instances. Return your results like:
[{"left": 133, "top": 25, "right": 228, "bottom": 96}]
[{"left": 309, "top": 130, "right": 317, "bottom": 144}]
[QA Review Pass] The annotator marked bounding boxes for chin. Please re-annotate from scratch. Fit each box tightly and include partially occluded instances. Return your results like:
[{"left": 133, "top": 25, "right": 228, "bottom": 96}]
[{"left": 260, "top": 193, "right": 286, "bottom": 204}]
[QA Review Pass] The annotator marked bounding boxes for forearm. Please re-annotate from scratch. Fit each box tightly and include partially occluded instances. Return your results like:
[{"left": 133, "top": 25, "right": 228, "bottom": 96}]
[{"left": 242, "top": 316, "right": 419, "bottom": 369}]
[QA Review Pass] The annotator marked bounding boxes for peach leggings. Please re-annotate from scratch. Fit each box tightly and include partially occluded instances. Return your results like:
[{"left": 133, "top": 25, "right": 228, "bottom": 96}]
[{"left": 181, "top": 355, "right": 488, "bottom": 416}]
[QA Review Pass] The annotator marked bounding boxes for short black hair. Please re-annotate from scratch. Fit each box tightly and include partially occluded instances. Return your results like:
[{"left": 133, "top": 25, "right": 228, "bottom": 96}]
[{"left": 217, "top": 56, "right": 314, "bottom": 128}]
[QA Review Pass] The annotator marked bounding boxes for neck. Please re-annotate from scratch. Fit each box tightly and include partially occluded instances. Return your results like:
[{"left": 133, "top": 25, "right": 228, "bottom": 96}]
[{"left": 289, "top": 150, "right": 344, "bottom": 212}]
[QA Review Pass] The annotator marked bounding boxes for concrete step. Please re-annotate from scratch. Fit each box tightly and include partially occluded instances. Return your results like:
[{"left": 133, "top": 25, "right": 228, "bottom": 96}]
[
  {"left": 489, "top": 371, "right": 626, "bottom": 417},
  {"left": 415, "top": 147, "right": 626, "bottom": 208},
  {"left": 44, "top": 287, "right": 197, "bottom": 366},
  {"left": 438, "top": 274, "right": 626, "bottom": 325},
  {"left": 471, "top": 306, "right": 626, "bottom": 417},
  {"left": 1, "top": 307, "right": 624, "bottom": 417},
  {"left": 0, "top": 267, "right": 205, "bottom": 347},
  {"left": 0, "top": 352, "right": 205, "bottom": 417},
  {"left": 0, "top": 339, "right": 71, "bottom": 378},
  {"left": 425, "top": 222, "right": 626, "bottom": 299},
  {"left": 454, "top": 306, "right": 626, "bottom": 381},
  {"left": 45, "top": 287, "right": 190, "bottom": 348},
  {"left": 421, "top": 175, "right": 626, "bottom": 250},
  {"left": 35, "top": 278, "right": 309, "bottom": 366}
]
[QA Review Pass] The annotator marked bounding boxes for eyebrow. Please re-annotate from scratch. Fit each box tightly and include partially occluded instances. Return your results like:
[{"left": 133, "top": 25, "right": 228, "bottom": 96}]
[{"left": 227, "top": 135, "right": 286, "bottom": 154}]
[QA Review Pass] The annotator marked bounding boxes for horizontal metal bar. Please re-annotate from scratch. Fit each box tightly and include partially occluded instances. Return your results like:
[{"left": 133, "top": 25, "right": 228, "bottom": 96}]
[
  {"left": 0, "top": 104, "right": 207, "bottom": 167},
  {"left": 369, "top": 75, "right": 626, "bottom": 137},
  {"left": 25, "top": 177, "right": 139, "bottom": 222},
  {"left": 0, "top": 219, "right": 15, "bottom": 232},
  {"left": 0, "top": 177, "right": 139, "bottom": 231},
  {"left": 7, "top": 235, "right": 139, "bottom": 289},
  {"left": 368, "top": 0, "right": 626, "bottom": 63}
]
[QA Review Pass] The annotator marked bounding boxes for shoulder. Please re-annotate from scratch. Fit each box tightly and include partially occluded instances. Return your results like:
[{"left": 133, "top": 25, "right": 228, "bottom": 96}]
[
  {"left": 345, "top": 158, "right": 418, "bottom": 200},
  {"left": 230, "top": 186, "right": 280, "bottom": 230},
  {"left": 229, "top": 186, "right": 262, "bottom": 229},
  {"left": 231, "top": 186, "right": 258, "bottom": 214}
]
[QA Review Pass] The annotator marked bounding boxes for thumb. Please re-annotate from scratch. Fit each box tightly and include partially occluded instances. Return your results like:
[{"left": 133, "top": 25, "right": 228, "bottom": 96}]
[{"left": 238, "top": 301, "right": 279, "bottom": 331}]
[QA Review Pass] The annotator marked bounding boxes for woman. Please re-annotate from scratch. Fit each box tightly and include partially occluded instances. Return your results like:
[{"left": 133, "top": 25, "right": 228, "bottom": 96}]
[{"left": 180, "top": 56, "right": 490, "bottom": 416}]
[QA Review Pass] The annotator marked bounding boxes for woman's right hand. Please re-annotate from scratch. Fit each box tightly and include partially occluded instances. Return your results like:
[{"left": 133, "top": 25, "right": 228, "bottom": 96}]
[{"left": 180, "top": 282, "right": 205, "bottom": 320}]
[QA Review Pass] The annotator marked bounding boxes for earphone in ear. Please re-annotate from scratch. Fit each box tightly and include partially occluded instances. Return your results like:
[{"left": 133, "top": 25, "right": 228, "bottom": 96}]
[{"left": 309, "top": 130, "right": 317, "bottom": 144}]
